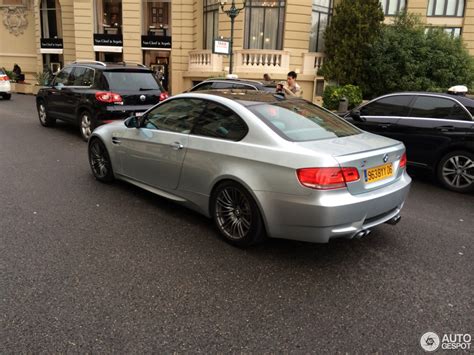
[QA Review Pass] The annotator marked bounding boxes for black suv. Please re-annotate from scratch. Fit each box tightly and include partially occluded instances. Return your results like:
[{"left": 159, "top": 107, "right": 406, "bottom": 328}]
[
  {"left": 345, "top": 92, "right": 474, "bottom": 193},
  {"left": 188, "top": 78, "right": 277, "bottom": 93},
  {"left": 36, "top": 61, "right": 167, "bottom": 141}
]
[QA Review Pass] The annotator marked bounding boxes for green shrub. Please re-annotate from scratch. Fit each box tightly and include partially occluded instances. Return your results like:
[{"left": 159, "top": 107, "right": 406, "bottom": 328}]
[
  {"left": 35, "top": 71, "right": 52, "bottom": 86},
  {"left": 323, "top": 84, "right": 363, "bottom": 110}
]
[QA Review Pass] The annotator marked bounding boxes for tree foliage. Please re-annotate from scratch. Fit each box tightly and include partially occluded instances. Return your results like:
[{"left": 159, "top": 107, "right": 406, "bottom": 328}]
[
  {"left": 320, "top": 0, "right": 384, "bottom": 86},
  {"left": 362, "top": 12, "right": 474, "bottom": 98}
]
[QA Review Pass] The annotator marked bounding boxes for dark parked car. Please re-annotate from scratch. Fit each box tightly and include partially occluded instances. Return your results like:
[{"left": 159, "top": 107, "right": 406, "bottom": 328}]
[
  {"left": 36, "top": 61, "right": 168, "bottom": 141},
  {"left": 188, "top": 78, "right": 277, "bottom": 93},
  {"left": 345, "top": 92, "right": 474, "bottom": 193}
]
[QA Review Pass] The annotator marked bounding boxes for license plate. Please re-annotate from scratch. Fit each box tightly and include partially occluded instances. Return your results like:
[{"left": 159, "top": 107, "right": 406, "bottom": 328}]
[
  {"left": 135, "top": 112, "right": 144, "bottom": 117},
  {"left": 365, "top": 163, "right": 393, "bottom": 183}
]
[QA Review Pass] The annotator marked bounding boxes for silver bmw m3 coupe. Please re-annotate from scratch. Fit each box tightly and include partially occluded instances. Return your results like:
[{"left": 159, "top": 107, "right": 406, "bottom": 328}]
[{"left": 88, "top": 91, "right": 411, "bottom": 247}]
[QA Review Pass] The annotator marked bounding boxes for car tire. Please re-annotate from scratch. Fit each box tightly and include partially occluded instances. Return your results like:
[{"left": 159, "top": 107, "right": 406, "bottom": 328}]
[
  {"left": 79, "top": 110, "right": 95, "bottom": 142},
  {"left": 211, "top": 181, "right": 266, "bottom": 247},
  {"left": 88, "top": 138, "right": 115, "bottom": 183},
  {"left": 37, "top": 101, "right": 56, "bottom": 127},
  {"left": 3, "top": 93, "right": 11, "bottom": 100},
  {"left": 437, "top": 150, "right": 474, "bottom": 193}
]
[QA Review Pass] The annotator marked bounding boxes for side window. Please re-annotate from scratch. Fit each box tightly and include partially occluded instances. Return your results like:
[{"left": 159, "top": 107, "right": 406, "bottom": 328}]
[
  {"left": 232, "top": 83, "right": 256, "bottom": 90},
  {"left": 53, "top": 67, "right": 73, "bottom": 87},
  {"left": 144, "top": 99, "right": 206, "bottom": 133},
  {"left": 71, "top": 67, "right": 94, "bottom": 86},
  {"left": 410, "top": 96, "right": 455, "bottom": 119},
  {"left": 360, "top": 95, "right": 412, "bottom": 117},
  {"left": 192, "top": 82, "right": 213, "bottom": 91},
  {"left": 212, "top": 82, "right": 233, "bottom": 89},
  {"left": 191, "top": 101, "right": 248, "bottom": 141},
  {"left": 450, "top": 104, "right": 471, "bottom": 121}
]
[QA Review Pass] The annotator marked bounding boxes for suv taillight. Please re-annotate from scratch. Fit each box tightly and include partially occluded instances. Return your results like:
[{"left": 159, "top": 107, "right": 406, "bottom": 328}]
[
  {"left": 296, "top": 167, "right": 360, "bottom": 190},
  {"left": 399, "top": 152, "right": 407, "bottom": 168},
  {"left": 159, "top": 92, "right": 169, "bottom": 101},
  {"left": 95, "top": 91, "right": 123, "bottom": 104}
]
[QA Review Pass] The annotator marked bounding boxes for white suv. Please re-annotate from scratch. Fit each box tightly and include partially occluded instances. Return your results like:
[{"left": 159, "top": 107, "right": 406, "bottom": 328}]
[{"left": 0, "top": 69, "right": 12, "bottom": 100}]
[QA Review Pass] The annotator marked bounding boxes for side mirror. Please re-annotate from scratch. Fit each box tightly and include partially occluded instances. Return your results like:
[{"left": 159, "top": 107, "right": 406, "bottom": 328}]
[
  {"left": 125, "top": 115, "right": 141, "bottom": 128},
  {"left": 350, "top": 109, "right": 365, "bottom": 122}
]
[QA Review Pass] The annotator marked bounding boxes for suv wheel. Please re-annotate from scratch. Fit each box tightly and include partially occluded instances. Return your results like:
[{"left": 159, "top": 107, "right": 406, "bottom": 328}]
[
  {"left": 437, "top": 151, "right": 474, "bottom": 193},
  {"left": 37, "top": 101, "right": 56, "bottom": 127},
  {"left": 2, "top": 93, "right": 11, "bottom": 100},
  {"left": 211, "top": 181, "right": 266, "bottom": 247},
  {"left": 79, "top": 110, "right": 95, "bottom": 141}
]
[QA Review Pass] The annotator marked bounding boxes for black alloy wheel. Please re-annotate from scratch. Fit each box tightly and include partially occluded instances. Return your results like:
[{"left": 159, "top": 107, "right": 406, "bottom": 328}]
[
  {"left": 88, "top": 138, "right": 115, "bottom": 183},
  {"left": 212, "top": 181, "right": 265, "bottom": 247}
]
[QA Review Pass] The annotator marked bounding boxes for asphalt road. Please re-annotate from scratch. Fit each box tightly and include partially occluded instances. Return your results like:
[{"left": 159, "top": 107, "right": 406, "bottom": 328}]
[{"left": 0, "top": 94, "right": 472, "bottom": 353}]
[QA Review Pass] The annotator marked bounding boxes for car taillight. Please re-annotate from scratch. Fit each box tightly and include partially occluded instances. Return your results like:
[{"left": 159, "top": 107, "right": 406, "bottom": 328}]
[
  {"left": 159, "top": 92, "right": 169, "bottom": 101},
  {"left": 399, "top": 152, "right": 407, "bottom": 168},
  {"left": 0, "top": 75, "right": 9, "bottom": 82},
  {"left": 95, "top": 91, "right": 123, "bottom": 104},
  {"left": 296, "top": 167, "right": 360, "bottom": 190}
]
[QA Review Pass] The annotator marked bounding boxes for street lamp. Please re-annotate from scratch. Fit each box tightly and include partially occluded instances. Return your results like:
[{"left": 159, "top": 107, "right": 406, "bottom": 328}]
[{"left": 219, "top": 0, "right": 246, "bottom": 75}]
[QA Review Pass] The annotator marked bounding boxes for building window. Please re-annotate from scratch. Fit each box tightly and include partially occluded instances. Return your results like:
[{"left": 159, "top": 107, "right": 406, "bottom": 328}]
[
  {"left": 203, "top": 0, "right": 219, "bottom": 49},
  {"left": 40, "top": 0, "right": 61, "bottom": 38},
  {"left": 143, "top": 0, "right": 171, "bottom": 36},
  {"left": 427, "top": 0, "right": 464, "bottom": 16},
  {"left": 425, "top": 26, "right": 462, "bottom": 37},
  {"left": 443, "top": 27, "right": 462, "bottom": 37},
  {"left": 244, "top": 0, "right": 285, "bottom": 50},
  {"left": 380, "top": 0, "right": 406, "bottom": 16},
  {"left": 95, "top": 0, "right": 122, "bottom": 34},
  {"left": 309, "top": 0, "right": 332, "bottom": 53}
]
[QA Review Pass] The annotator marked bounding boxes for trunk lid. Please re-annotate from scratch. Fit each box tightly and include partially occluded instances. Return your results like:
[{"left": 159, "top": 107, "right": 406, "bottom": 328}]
[{"left": 297, "top": 132, "right": 406, "bottom": 195}]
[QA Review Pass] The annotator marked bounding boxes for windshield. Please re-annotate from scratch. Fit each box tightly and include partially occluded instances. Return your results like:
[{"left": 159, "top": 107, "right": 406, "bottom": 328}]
[
  {"left": 103, "top": 71, "right": 163, "bottom": 91},
  {"left": 248, "top": 100, "right": 361, "bottom": 142}
]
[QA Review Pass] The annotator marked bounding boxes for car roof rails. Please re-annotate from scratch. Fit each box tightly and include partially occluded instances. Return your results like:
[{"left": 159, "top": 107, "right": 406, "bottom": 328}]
[
  {"left": 72, "top": 60, "right": 107, "bottom": 67},
  {"left": 114, "top": 62, "right": 148, "bottom": 68}
]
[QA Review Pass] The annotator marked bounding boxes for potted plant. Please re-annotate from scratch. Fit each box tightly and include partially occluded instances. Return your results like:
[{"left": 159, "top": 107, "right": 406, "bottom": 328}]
[{"left": 33, "top": 71, "right": 52, "bottom": 95}]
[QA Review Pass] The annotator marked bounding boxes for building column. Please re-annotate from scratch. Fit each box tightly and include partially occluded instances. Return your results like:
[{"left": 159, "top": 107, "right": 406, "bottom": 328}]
[
  {"left": 122, "top": 0, "right": 142, "bottom": 63},
  {"left": 60, "top": 0, "right": 76, "bottom": 64},
  {"left": 73, "top": 0, "right": 94, "bottom": 61}
]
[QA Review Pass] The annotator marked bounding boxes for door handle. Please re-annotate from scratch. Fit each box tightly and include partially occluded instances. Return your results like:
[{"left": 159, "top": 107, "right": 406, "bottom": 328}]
[
  {"left": 112, "top": 137, "right": 121, "bottom": 145},
  {"left": 436, "top": 126, "right": 455, "bottom": 132},
  {"left": 170, "top": 142, "right": 184, "bottom": 150},
  {"left": 380, "top": 123, "right": 392, "bottom": 129}
]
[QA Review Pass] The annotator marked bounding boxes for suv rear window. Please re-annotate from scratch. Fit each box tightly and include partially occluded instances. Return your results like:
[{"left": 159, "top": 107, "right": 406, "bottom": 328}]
[
  {"left": 249, "top": 100, "right": 360, "bottom": 142},
  {"left": 102, "top": 70, "right": 163, "bottom": 91}
]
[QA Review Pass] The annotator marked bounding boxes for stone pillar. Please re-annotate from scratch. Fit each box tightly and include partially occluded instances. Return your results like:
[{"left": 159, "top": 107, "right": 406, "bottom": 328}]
[{"left": 122, "top": 0, "right": 142, "bottom": 63}]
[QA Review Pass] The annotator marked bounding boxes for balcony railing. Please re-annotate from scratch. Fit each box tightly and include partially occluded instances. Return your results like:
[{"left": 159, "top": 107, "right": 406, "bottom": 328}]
[
  {"left": 302, "top": 52, "right": 326, "bottom": 76},
  {"left": 234, "top": 49, "right": 290, "bottom": 74},
  {"left": 188, "top": 50, "right": 223, "bottom": 72}
]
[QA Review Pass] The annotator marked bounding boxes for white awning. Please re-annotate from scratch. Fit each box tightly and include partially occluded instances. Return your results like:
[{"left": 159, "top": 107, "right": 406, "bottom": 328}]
[
  {"left": 40, "top": 48, "right": 64, "bottom": 54},
  {"left": 93, "top": 46, "right": 123, "bottom": 53},
  {"left": 142, "top": 47, "right": 172, "bottom": 51}
]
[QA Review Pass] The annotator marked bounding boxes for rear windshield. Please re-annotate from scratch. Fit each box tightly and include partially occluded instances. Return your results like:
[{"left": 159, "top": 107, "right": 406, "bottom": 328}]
[
  {"left": 102, "top": 71, "right": 163, "bottom": 91},
  {"left": 248, "top": 100, "right": 361, "bottom": 142}
]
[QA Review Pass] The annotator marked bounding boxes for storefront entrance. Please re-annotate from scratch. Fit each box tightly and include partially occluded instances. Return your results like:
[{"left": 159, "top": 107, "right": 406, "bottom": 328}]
[{"left": 143, "top": 50, "right": 170, "bottom": 91}]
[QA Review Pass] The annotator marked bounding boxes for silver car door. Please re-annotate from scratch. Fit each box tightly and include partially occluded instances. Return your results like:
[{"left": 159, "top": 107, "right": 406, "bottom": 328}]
[{"left": 117, "top": 98, "right": 206, "bottom": 190}]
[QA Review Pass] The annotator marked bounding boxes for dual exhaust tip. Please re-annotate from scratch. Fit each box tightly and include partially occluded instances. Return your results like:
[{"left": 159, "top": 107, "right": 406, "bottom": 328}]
[
  {"left": 354, "top": 215, "right": 402, "bottom": 239},
  {"left": 354, "top": 229, "right": 371, "bottom": 239}
]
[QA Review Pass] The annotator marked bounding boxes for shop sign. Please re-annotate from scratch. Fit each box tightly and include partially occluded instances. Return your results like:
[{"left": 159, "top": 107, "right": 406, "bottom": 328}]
[
  {"left": 141, "top": 36, "right": 172, "bottom": 50},
  {"left": 93, "top": 34, "right": 123, "bottom": 47},
  {"left": 213, "top": 39, "right": 231, "bottom": 55}
]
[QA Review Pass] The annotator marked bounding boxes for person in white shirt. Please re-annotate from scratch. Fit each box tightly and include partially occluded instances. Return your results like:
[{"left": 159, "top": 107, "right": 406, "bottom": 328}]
[{"left": 282, "top": 71, "right": 303, "bottom": 98}]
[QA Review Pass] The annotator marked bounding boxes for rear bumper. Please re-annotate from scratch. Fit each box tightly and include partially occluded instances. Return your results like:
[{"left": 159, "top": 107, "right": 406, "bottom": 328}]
[
  {"left": 95, "top": 104, "right": 154, "bottom": 122},
  {"left": 255, "top": 171, "right": 411, "bottom": 243},
  {"left": 0, "top": 82, "right": 11, "bottom": 93}
]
